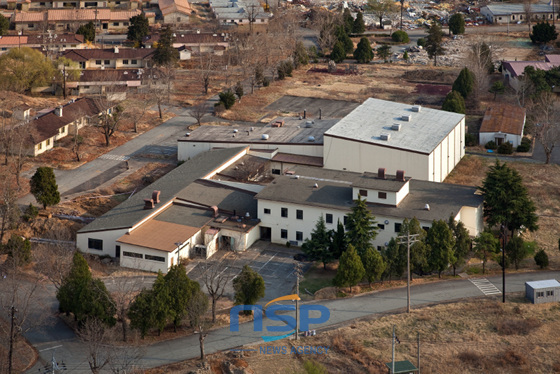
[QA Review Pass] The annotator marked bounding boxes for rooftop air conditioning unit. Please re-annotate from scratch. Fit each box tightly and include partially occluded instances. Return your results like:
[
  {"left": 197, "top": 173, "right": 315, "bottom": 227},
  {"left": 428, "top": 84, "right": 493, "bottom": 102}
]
[
  {"left": 262, "top": 134, "right": 269, "bottom": 140},
  {"left": 412, "top": 105, "right": 422, "bottom": 112},
  {"left": 402, "top": 114, "right": 412, "bottom": 121},
  {"left": 305, "top": 121, "right": 313, "bottom": 128},
  {"left": 308, "top": 136, "right": 315, "bottom": 142},
  {"left": 391, "top": 124, "right": 401, "bottom": 131},
  {"left": 380, "top": 133, "right": 390, "bottom": 141}
]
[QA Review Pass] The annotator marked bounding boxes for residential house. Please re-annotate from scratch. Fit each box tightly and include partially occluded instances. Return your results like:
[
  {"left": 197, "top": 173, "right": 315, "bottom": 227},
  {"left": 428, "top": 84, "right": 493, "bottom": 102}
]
[
  {"left": 209, "top": 0, "right": 269, "bottom": 25},
  {"left": 502, "top": 55, "right": 560, "bottom": 90},
  {"left": 3, "top": 0, "right": 147, "bottom": 10},
  {"left": 481, "top": 3, "right": 559, "bottom": 24},
  {"left": 479, "top": 104, "right": 526, "bottom": 148},
  {"left": 62, "top": 47, "right": 154, "bottom": 69},
  {"left": 13, "top": 9, "right": 155, "bottom": 32},
  {"left": 68, "top": 68, "right": 146, "bottom": 95},
  {"left": 159, "top": 0, "right": 194, "bottom": 25},
  {"left": 143, "top": 31, "right": 229, "bottom": 55},
  {"left": 27, "top": 97, "right": 105, "bottom": 156},
  {"left": 0, "top": 33, "right": 86, "bottom": 55}
]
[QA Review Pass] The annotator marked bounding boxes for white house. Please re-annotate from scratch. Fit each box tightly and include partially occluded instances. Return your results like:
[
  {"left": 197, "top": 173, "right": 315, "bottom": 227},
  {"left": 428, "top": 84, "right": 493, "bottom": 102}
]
[
  {"left": 323, "top": 98, "right": 466, "bottom": 183},
  {"left": 255, "top": 166, "right": 484, "bottom": 249},
  {"left": 479, "top": 104, "right": 526, "bottom": 148},
  {"left": 481, "top": 3, "right": 559, "bottom": 24}
]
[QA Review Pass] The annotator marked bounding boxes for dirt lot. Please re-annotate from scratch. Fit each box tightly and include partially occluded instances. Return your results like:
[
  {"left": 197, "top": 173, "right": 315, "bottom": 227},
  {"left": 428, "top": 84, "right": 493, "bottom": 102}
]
[{"left": 147, "top": 298, "right": 560, "bottom": 374}]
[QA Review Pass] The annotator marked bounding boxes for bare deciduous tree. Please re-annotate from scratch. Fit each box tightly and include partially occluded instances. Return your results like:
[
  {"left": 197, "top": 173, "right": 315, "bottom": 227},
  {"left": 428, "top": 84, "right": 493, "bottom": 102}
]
[
  {"left": 534, "top": 91, "right": 560, "bottom": 164},
  {"left": 202, "top": 260, "right": 233, "bottom": 323},
  {"left": 524, "top": 0, "right": 534, "bottom": 31},
  {"left": 124, "top": 93, "right": 154, "bottom": 133},
  {"left": 189, "top": 100, "right": 210, "bottom": 127},
  {"left": 185, "top": 290, "right": 210, "bottom": 361},
  {"left": 0, "top": 173, "right": 20, "bottom": 243},
  {"left": 468, "top": 40, "right": 495, "bottom": 98},
  {"left": 78, "top": 317, "right": 112, "bottom": 374},
  {"left": 33, "top": 228, "right": 75, "bottom": 291},
  {"left": 107, "top": 276, "right": 144, "bottom": 342}
]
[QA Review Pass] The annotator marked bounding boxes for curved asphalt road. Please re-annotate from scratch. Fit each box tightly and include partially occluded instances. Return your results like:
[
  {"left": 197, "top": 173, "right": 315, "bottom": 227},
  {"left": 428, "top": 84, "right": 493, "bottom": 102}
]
[{"left": 26, "top": 270, "right": 560, "bottom": 373}]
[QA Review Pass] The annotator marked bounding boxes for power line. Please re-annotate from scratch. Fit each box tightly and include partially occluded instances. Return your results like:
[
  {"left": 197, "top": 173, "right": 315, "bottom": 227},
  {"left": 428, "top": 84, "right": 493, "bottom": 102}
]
[{"left": 396, "top": 233, "right": 420, "bottom": 313}]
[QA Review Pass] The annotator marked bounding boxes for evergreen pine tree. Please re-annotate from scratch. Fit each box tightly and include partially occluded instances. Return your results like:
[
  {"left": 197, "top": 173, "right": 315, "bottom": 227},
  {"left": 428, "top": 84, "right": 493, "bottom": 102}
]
[
  {"left": 333, "top": 245, "right": 365, "bottom": 292},
  {"left": 448, "top": 13, "right": 465, "bottom": 35},
  {"left": 353, "top": 12, "right": 366, "bottom": 34},
  {"left": 153, "top": 26, "right": 179, "bottom": 66},
  {"left": 426, "top": 219, "right": 455, "bottom": 278},
  {"left": 362, "top": 247, "right": 386, "bottom": 286},
  {"left": 448, "top": 217, "right": 471, "bottom": 276},
  {"left": 442, "top": 90, "right": 466, "bottom": 114},
  {"left": 399, "top": 218, "right": 428, "bottom": 278},
  {"left": 329, "top": 220, "right": 347, "bottom": 260},
  {"left": 152, "top": 271, "right": 172, "bottom": 334},
  {"left": 382, "top": 238, "right": 406, "bottom": 280},
  {"left": 233, "top": 265, "right": 265, "bottom": 315},
  {"left": 164, "top": 265, "right": 200, "bottom": 331},
  {"left": 128, "top": 289, "right": 156, "bottom": 339},
  {"left": 330, "top": 41, "right": 346, "bottom": 63},
  {"left": 30, "top": 167, "right": 60, "bottom": 209},
  {"left": 425, "top": 21, "right": 445, "bottom": 66},
  {"left": 301, "top": 216, "right": 333, "bottom": 269},
  {"left": 473, "top": 231, "right": 499, "bottom": 274},
  {"left": 452, "top": 67, "right": 475, "bottom": 98},
  {"left": 353, "top": 36, "right": 374, "bottom": 63},
  {"left": 345, "top": 196, "right": 378, "bottom": 257}
]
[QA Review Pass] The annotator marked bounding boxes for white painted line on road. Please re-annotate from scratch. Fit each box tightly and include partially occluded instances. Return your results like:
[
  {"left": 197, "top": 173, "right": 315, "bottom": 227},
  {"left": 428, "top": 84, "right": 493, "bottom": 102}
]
[
  {"left": 39, "top": 345, "right": 62, "bottom": 352},
  {"left": 99, "top": 154, "right": 130, "bottom": 161},
  {"left": 259, "top": 254, "right": 276, "bottom": 270},
  {"left": 469, "top": 278, "right": 502, "bottom": 296},
  {"left": 214, "top": 267, "right": 228, "bottom": 281}
]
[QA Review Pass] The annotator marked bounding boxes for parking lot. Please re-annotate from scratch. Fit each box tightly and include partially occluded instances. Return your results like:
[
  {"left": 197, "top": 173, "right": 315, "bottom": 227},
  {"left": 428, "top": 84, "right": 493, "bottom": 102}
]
[{"left": 187, "top": 241, "right": 310, "bottom": 303}]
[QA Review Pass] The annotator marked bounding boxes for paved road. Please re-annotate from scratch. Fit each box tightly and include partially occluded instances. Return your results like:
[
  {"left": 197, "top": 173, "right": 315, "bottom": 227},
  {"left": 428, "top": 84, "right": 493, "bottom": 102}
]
[
  {"left": 532, "top": 141, "right": 560, "bottom": 164},
  {"left": 27, "top": 270, "right": 560, "bottom": 373}
]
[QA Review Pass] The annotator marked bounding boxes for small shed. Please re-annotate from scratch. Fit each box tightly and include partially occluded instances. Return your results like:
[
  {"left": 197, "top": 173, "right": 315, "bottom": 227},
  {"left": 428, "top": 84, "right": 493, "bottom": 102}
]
[
  {"left": 525, "top": 279, "right": 560, "bottom": 304},
  {"left": 385, "top": 360, "right": 418, "bottom": 374},
  {"left": 479, "top": 104, "right": 526, "bottom": 148}
]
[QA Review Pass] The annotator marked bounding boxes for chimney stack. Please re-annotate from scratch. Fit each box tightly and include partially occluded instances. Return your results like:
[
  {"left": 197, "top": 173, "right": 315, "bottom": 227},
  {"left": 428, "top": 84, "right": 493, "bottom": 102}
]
[
  {"left": 143, "top": 199, "right": 154, "bottom": 209},
  {"left": 152, "top": 190, "right": 160, "bottom": 204},
  {"left": 114, "top": 46, "right": 119, "bottom": 53},
  {"left": 55, "top": 106, "right": 63, "bottom": 117},
  {"left": 211, "top": 205, "right": 219, "bottom": 218},
  {"left": 396, "top": 170, "right": 405, "bottom": 182},
  {"left": 378, "top": 167, "right": 386, "bottom": 179}
]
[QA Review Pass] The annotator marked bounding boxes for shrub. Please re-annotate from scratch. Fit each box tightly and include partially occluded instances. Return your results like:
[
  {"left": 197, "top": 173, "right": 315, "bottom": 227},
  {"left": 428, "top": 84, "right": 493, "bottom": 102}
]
[
  {"left": 499, "top": 349, "right": 527, "bottom": 367},
  {"left": 277, "top": 60, "right": 294, "bottom": 80},
  {"left": 465, "top": 133, "right": 477, "bottom": 146},
  {"left": 517, "top": 142, "right": 531, "bottom": 152},
  {"left": 391, "top": 30, "right": 409, "bottom": 43},
  {"left": 417, "top": 37, "right": 426, "bottom": 47},
  {"left": 23, "top": 203, "right": 39, "bottom": 222},
  {"left": 218, "top": 90, "right": 236, "bottom": 110},
  {"left": 496, "top": 317, "right": 541, "bottom": 335},
  {"left": 286, "top": 241, "right": 291, "bottom": 248},
  {"left": 262, "top": 77, "right": 270, "bottom": 87},
  {"left": 302, "top": 360, "right": 328, "bottom": 374},
  {"left": 485, "top": 140, "right": 497, "bottom": 150},
  {"left": 498, "top": 142, "right": 513, "bottom": 154},
  {"left": 534, "top": 249, "right": 549, "bottom": 268},
  {"left": 442, "top": 90, "right": 466, "bottom": 114}
]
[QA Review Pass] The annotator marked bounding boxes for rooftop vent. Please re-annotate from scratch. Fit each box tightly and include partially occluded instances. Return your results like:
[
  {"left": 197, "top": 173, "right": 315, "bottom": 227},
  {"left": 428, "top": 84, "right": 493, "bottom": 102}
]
[
  {"left": 152, "top": 190, "right": 160, "bottom": 204},
  {"left": 308, "top": 136, "right": 315, "bottom": 142},
  {"left": 123, "top": 71, "right": 128, "bottom": 75},
  {"left": 378, "top": 167, "right": 386, "bottom": 179},
  {"left": 380, "top": 133, "right": 390, "bottom": 141},
  {"left": 396, "top": 170, "right": 405, "bottom": 182},
  {"left": 211, "top": 205, "right": 219, "bottom": 218},
  {"left": 143, "top": 199, "right": 154, "bottom": 210},
  {"left": 391, "top": 123, "right": 401, "bottom": 131},
  {"left": 262, "top": 134, "right": 269, "bottom": 140},
  {"left": 233, "top": 129, "right": 238, "bottom": 133},
  {"left": 55, "top": 106, "right": 63, "bottom": 117},
  {"left": 424, "top": 203, "right": 430, "bottom": 211},
  {"left": 313, "top": 183, "right": 319, "bottom": 188},
  {"left": 401, "top": 114, "right": 412, "bottom": 121},
  {"left": 305, "top": 120, "right": 313, "bottom": 128},
  {"left": 412, "top": 105, "right": 422, "bottom": 112}
]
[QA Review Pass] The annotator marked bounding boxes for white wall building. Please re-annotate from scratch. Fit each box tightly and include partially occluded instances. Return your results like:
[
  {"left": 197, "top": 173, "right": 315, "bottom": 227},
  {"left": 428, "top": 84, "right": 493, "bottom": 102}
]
[
  {"left": 479, "top": 104, "right": 526, "bottom": 148},
  {"left": 255, "top": 166, "right": 483, "bottom": 249},
  {"left": 323, "top": 98, "right": 465, "bottom": 183}
]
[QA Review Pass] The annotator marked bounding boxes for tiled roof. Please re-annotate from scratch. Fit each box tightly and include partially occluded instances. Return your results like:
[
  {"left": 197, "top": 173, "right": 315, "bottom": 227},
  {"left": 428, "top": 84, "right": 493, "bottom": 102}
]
[
  {"left": 271, "top": 153, "right": 323, "bottom": 167},
  {"left": 502, "top": 61, "right": 557, "bottom": 78},
  {"left": 0, "top": 36, "right": 28, "bottom": 46},
  {"left": 62, "top": 48, "right": 154, "bottom": 61},
  {"left": 117, "top": 219, "right": 202, "bottom": 252},
  {"left": 79, "top": 69, "right": 144, "bottom": 82},
  {"left": 26, "top": 33, "right": 84, "bottom": 45},
  {"left": 479, "top": 104, "right": 526, "bottom": 136},
  {"left": 27, "top": 97, "right": 103, "bottom": 144},
  {"left": 14, "top": 9, "right": 143, "bottom": 23},
  {"left": 159, "top": 0, "right": 193, "bottom": 16},
  {"left": 145, "top": 32, "right": 228, "bottom": 45}
]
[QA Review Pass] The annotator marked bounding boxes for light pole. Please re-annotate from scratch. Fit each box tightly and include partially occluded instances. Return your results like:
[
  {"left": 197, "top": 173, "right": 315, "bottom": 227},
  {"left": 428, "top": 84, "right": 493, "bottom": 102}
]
[{"left": 500, "top": 225, "right": 507, "bottom": 303}]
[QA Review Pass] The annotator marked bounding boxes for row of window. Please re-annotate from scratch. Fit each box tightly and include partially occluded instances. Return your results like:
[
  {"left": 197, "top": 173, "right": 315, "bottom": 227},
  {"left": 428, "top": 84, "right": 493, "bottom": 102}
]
[
  {"left": 280, "top": 229, "right": 303, "bottom": 242},
  {"left": 267, "top": 207, "right": 304, "bottom": 220},
  {"left": 359, "top": 189, "right": 387, "bottom": 199},
  {"left": 536, "top": 291, "right": 554, "bottom": 298},
  {"left": 123, "top": 251, "right": 166, "bottom": 262},
  {"left": 95, "top": 59, "right": 138, "bottom": 65}
]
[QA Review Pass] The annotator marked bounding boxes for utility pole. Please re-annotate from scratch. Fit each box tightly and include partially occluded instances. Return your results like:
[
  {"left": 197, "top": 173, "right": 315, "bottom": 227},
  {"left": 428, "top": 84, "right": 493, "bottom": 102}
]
[
  {"left": 391, "top": 325, "right": 395, "bottom": 374},
  {"left": 400, "top": 0, "right": 404, "bottom": 30},
  {"left": 417, "top": 332, "right": 420, "bottom": 374},
  {"left": 501, "top": 225, "right": 507, "bottom": 303},
  {"left": 8, "top": 305, "right": 15, "bottom": 374},
  {"left": 397, "top": 232, "right": 420, "bottom": 313},
  {"left": 294, "top": 262, "right": 303, "bottom": 340}
]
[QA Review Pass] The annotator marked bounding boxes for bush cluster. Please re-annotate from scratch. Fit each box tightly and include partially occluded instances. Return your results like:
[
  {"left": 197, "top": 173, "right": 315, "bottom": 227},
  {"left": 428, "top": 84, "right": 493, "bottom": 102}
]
[
  {"left": 516, "top": 137, "right": 531, "bottom": 152},
  {"left": 498, "top": 142, "right": 513, "bottom": 154}
]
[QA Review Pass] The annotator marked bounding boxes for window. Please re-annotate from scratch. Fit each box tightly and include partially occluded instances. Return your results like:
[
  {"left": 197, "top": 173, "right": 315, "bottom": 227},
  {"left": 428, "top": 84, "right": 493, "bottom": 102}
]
[
  {"left": 131, "top": 59, "right": 137, "bottom": 64},
  {"left": 88, "top": 238, "right": 103, "bottom": 251},
  {"left": 46, "top": 139, "right": 51, "bottom": 146},
  {"left": 123, "top": 59, "right": 129, "bottom": 64},
  {"left": 378, "top": 224, "right": 385, "bottom": 230},
  {"left": 113, "top": 22, "right": 119, "bottom": 26},
  {"left": 281, "top": 207, "right": 288, "bottom": 218},
  {"left": 59, "top": 127, "right": 64, "bottom": 134},
  {"left": 422, "top": 226, "right": 430, "bottom": 232},
  {"left": 264, "top": 208, "right": 271, "bottom": 214},
  {"left": 104, "top": 60, "right": 110, "bottom": 65},
  {"left": 177, "top": 17, "right": 181, "bottom": 22},
  {"left": 536, "top": 291, "right": 545, "bottom": 298},
  {"left": 79, "top": 62, "right": 85, "bottom": 69},
  {"left": 272, "top": 168, "right": 281, "bottom": 175},
  {"left": 394, "top": 222, "right": 402, "bottom": 232},
  {"left": 296, "top": 210, "right": 303, "bottom": 220},
  {"left": 378, "top": 192, "right": 387, "bottom": 199},
  {"left": 145, "top": 254, "right": 165, "bottom": 262},
  {"left": 359, "top": 189, "right": 368, "bottom": 197},
  {"left": 546, "top": 290, "right": 554, "bottom": 297},
  {"left": 326, "top": 214, "right": 333, "bottom": 224},
  {"left": 281, "top": 229, "right": 288, "bottom": 239},
  {"left": 37, "top": 143, "right": 42, "bottom": 150},
  {"left": 28, "top": 24, "right": 35, "bottom": 28},
  {"left": 343, "top": 216, "right": 348, "bottom": 226},
  {"left": 96, "top": 60, "right": 102, "bottom": 65},
  {"left": 71, "top": 44, "right": 76, "bottom": 47},
  {"left": 123, "top": 251, "right": 143, "bottom": 259},
  {"left": 296, "top": 231, "right": 303, "bottom": 241}
]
